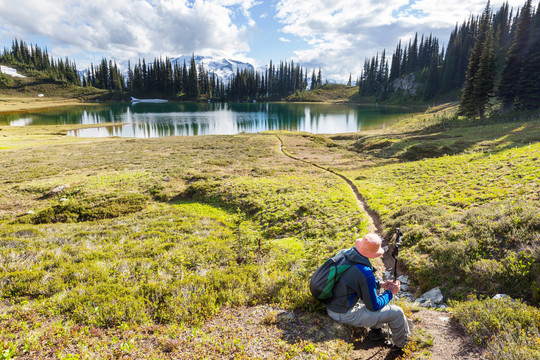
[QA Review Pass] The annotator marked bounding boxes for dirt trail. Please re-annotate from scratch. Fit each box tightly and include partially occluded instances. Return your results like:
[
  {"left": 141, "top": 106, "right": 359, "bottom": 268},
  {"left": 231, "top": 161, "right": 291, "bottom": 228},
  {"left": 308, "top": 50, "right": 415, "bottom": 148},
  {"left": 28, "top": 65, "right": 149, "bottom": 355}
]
[{"left": 274, "top": 134, "right": 485, "bottom": 359}]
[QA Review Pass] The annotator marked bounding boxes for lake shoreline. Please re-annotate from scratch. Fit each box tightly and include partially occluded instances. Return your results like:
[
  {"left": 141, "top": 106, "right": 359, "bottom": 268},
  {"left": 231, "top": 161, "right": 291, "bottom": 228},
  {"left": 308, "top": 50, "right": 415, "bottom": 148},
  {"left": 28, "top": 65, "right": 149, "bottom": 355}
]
[
  {"left": 0, "top": 101, "right": 412, "bottom": 137},
  {"left": 0, "top": 95, "right": 93, "bottom": 113},
  {"left": 0, "top": 94, "right": 420, "bottom": 114}
]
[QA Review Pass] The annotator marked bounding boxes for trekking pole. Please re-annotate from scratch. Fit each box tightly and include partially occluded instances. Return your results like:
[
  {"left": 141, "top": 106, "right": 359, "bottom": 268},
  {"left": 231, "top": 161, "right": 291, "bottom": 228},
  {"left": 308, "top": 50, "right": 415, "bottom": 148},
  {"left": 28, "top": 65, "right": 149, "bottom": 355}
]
[
  {"left": 389, "top": 228, "right": 403, "bottom": 308},
  {"left": 392, "top": 228, "right": 404, "bottom": 282}
]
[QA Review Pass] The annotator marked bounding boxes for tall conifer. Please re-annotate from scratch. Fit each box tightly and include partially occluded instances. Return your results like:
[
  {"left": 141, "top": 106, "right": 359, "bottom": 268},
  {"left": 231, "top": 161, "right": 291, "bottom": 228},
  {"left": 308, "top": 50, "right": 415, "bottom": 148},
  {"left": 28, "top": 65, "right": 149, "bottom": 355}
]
[
  {"left": 498, "top": 0, "right": 532, "bottom": 110},
  {"left": 460, "top": 1, "right": 494, "bottom": 117}
]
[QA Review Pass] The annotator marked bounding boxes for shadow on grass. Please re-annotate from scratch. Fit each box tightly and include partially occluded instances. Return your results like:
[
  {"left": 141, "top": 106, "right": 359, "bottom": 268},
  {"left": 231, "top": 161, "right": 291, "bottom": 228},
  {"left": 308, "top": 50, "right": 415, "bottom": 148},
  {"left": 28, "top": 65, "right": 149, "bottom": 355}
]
[
  {"left": 272, "top": 308, "right": 401, "bottom": 359},
  {"left": 351, "top": 110, "right": 540, "bottom": 161}
]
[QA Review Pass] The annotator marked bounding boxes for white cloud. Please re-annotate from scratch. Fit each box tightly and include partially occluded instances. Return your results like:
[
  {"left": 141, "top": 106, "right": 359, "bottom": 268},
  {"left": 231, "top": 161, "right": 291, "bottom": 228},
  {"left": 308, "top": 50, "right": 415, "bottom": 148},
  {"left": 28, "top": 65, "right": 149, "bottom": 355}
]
[
  {"left": 279, "top": 37, "right": 291, "bottom": 42},
  {"left": 0, "top": 0, "right": 257, "bottom": 63},
  {"left": 275, "top": 0, "right": 528, "bottom": 82}
]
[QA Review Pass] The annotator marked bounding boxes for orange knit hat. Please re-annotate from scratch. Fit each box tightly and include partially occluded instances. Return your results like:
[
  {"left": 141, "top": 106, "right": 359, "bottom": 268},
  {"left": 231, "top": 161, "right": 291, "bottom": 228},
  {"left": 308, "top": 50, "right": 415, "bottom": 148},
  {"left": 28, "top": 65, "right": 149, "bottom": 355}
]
[{"left": 355, "top": 233, "right": 384, "bottom": 258}]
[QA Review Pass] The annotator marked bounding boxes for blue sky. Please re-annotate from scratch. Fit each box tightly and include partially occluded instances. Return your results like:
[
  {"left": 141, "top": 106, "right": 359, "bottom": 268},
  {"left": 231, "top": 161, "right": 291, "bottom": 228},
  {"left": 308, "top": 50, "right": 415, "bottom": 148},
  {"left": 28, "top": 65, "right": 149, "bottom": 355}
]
[{"left": 0, "top": 0, "right": 528, "bottom": 82}]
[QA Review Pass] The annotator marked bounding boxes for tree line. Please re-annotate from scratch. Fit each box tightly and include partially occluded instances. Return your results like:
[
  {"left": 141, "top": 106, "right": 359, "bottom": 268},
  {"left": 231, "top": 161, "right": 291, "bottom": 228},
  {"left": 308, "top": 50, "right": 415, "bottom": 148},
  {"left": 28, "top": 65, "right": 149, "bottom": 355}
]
[
  {"left": 0, "top": 39, "right": 80, "bottom": 85},
  {"left": 460, "top": 0, "right": 540, "bottom": 116},
  {"left": 357, "top": 0, "right": 540, "bottom": 115},
  {"left": 0, "top": 39, "right": 313, "bottom": 101}
]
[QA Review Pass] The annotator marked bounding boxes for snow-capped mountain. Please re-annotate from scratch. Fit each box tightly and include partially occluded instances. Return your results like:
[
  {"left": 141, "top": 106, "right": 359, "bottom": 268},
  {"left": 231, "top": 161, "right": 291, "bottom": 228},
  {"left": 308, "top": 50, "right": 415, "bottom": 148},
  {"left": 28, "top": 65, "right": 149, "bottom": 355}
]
[
  {"left": 170, "top": 55, "right": 255, "bottom": 82},
  {"left": 80, "top": 56, "right": 256, "bottom": 83}
]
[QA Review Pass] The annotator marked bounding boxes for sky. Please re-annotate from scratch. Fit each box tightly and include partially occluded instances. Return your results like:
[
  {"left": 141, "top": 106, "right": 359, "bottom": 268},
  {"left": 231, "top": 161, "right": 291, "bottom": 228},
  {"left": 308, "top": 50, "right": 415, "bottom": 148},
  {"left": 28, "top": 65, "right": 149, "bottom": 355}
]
[{"left": 0, "top": 0, "right": 529, "bottom": 82}]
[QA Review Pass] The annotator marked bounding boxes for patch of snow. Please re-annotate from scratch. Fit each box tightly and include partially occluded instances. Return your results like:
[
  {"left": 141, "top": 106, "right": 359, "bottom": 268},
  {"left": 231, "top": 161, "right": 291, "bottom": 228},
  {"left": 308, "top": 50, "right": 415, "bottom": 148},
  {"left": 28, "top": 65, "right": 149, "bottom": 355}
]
[
  {"left": 0, "top": 65, "right": 26, "bottom": 78},
  {"left": 116, "top": 55, "right": 256, "bottom": 83},
  {"left": 10, "top": 118, "right": 33, "bottom": 126}
]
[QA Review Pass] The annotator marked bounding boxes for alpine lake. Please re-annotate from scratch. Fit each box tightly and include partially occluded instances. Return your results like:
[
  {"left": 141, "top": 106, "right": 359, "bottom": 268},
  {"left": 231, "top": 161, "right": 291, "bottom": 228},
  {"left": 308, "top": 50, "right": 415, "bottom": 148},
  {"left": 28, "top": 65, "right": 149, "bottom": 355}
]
[{"left": 0, "top": 102, "right": 410, "bottom": 137}]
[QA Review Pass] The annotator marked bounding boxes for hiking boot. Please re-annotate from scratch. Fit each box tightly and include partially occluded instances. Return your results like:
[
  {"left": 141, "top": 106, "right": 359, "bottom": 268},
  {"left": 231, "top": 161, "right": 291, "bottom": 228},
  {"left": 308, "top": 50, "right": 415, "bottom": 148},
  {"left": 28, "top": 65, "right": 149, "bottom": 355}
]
[
  {"left": 367, "top": 327, "right": 387, "bottom": 341},
  {"left": 388, "top": 345, "right": 404, "bottom": 357}
]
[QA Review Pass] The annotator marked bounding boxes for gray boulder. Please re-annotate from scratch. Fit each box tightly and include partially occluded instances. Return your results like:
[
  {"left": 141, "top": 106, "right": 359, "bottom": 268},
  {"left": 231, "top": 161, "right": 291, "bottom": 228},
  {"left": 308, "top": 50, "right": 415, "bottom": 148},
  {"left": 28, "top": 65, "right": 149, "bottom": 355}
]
[
  {"left": 397, "top": 291, "right": 414, "bottom": 302},
  {"left": 397, "top": 275, "right": 409, "bottom": 284},
  {"left": 415, "top": 287, "right": 444, "bottom": 308}
]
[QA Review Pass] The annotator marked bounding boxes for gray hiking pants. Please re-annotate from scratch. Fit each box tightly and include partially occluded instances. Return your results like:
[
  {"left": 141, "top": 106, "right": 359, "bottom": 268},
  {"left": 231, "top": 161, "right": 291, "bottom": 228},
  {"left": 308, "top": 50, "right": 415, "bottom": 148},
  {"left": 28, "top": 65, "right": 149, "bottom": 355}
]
[{"left": 327, "top": 302, "right": 410, "bottom": 348}]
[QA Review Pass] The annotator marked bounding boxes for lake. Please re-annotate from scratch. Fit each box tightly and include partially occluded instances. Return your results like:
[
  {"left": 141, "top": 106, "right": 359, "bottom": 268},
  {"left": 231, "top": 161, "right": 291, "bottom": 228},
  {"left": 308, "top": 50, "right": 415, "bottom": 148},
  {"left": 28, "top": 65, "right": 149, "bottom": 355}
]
[{"left": 0, "top": 102, "right": 409, "bottom": 138}]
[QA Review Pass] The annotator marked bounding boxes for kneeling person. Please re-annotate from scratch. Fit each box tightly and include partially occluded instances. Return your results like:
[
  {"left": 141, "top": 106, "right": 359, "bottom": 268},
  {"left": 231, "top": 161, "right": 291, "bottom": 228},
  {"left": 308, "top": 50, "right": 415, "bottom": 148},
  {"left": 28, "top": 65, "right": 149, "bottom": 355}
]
[{"left": 325, "top": 233, "right": 410, "bottom": 350}]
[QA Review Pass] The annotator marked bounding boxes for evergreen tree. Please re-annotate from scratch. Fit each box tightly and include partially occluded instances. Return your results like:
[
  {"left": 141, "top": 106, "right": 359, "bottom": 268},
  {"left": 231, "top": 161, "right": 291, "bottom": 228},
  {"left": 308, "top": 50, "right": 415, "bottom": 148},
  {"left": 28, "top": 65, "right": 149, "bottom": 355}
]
[
  {"left": 187, "top": 55, "right": 199, "bottom": 100},
  {"left": 518, "top": 2, "right": 540, "bottom": 108},
  {"left": 424, "top": 55, "right": 439, "bottom": 100},
  {"left": 389, "top": 40, "right": 402, "bottom": 82},
  {"left": 498, "top": 0, "right": 533, "bottom": 110},
  {"left": 459, "top": 1, "right": 495, "bottom": 117},
  {"left": 473, "top": 24, "right": 497, "bottom": 117}
]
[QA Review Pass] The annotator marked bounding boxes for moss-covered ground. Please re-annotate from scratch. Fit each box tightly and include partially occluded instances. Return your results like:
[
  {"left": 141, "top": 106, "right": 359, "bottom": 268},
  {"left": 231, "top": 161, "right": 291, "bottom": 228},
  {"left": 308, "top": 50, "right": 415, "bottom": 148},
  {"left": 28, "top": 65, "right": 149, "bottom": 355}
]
[{"left": 0, "top": 103, "right": 539, "bottom": 359}]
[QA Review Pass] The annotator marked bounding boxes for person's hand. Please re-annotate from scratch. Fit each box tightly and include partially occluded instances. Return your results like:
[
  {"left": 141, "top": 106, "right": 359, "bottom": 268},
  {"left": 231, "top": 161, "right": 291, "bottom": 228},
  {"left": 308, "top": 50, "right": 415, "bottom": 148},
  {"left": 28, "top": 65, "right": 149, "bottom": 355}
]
[{"left": 386, "top": 280, "right": 401, "bottom": 295}]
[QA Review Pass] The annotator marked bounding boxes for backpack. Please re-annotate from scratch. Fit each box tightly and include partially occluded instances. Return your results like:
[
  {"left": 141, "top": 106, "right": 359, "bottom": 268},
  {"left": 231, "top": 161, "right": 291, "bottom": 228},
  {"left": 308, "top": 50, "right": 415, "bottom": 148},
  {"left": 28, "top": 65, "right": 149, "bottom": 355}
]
[{"left": 309, "top": 250, "right": 354, "bottom": 302}]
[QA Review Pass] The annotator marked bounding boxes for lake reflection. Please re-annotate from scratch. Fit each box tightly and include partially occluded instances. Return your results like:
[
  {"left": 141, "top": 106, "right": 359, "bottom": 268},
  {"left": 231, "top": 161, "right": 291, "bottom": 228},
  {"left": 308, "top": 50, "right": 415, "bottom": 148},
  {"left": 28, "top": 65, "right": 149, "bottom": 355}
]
[{"left": 0, "top": 102, "right": 407, "bottom": 138}]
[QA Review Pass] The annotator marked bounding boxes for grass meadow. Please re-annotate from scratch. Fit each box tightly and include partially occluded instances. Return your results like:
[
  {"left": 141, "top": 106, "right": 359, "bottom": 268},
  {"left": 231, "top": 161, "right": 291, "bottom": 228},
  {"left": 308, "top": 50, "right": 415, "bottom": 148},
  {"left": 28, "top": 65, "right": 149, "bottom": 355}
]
[{"left": 1, "top": 104, "right": 539, "bottom": 359}]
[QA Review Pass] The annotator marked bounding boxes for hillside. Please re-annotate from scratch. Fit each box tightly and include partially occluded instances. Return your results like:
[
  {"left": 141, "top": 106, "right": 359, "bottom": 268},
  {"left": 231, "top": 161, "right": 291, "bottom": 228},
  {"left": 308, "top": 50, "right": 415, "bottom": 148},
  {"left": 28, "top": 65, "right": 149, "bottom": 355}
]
[
  {"left": 286, "top": 84, "right": 359, "bottom": 103},
  {"left": 0, "top": 104, "right": 539, "bottom": 359},
  {"left": 0, "top": 64, "right": 121, "bottom": 111}
]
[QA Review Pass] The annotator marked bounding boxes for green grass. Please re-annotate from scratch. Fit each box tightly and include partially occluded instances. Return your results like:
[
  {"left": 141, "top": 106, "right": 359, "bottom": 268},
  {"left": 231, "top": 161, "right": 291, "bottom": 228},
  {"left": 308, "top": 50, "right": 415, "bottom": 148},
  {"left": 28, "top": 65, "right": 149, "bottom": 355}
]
[
  {"left": 285, "top": 84, "right": 359, "bottom": 102},
  {"left": 0, "top": 105, "right": 539, "bottom": 358},
  {"left": 451, "top": 297, "right": 540, "bottom": 360},
  {"left": 0, "top": 127, "right": 372, "bottom": 358}
]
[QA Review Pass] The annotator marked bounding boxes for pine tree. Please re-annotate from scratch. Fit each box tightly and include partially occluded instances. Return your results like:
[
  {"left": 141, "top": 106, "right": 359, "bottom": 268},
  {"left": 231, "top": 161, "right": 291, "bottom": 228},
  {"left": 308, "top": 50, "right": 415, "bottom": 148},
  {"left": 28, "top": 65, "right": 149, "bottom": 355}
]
[
  {"left": 518, "top": 3, "right": 540, "bottom": 109},
  {"left": 311, "top": 69, "right": 317, "bottom": 90},
  {"left": 498, "top": 0, "right": 533, "bottom": 110},
  {"left": 187, "top": 55, "right": 199, "bottom": 100},
  {"left": 459, "top": 1, "right": 495, "bottom": 117},
  {"left": 473, "top": 24, "right": 497, "bottom": 117},
  {"left": 424, "top": 55, "right": 439, "bottom": 100}
]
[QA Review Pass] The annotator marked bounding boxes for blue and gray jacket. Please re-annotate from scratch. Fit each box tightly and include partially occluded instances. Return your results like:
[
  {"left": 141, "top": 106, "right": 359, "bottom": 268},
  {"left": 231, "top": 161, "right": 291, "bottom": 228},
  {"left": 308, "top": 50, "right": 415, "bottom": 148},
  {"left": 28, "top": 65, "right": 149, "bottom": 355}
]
[{"left": 325, "top": 247, "right": 393, "bottom": 313}]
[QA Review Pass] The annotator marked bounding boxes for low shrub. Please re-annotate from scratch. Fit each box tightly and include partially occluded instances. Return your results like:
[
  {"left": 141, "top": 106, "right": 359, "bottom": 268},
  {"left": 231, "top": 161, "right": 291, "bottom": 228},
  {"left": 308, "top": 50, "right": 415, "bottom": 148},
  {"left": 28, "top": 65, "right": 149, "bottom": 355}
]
[
  {"left": 451, "top": 297, "right": 540, "bottom": 359},
  {"left": 26, "top": 193, "right": 148, "bottom": 224},
  {"left": 388, "top": 200, "right": 540, "bottom": 302}
]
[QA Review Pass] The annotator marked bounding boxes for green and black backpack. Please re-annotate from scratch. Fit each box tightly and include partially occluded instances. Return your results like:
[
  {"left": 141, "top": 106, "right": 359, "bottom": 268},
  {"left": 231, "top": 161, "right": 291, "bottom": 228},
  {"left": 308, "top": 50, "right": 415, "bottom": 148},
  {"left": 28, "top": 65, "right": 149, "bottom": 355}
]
[{"left": 309, "top": 250, "right": 354, "bottom": 302}]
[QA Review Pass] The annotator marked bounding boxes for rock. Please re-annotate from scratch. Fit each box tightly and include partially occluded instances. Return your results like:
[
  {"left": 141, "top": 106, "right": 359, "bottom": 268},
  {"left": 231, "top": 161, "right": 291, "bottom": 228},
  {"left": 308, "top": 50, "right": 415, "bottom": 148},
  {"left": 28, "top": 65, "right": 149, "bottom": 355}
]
[
  {"left": 397, "top": 275, "right": 409, "bottom": 284},
  {"left": 384, "top": 271, "right": 392, "bottom": 280},
  {"left": 383, "top": 246, "right": 389, "bottom": 252},
  {"left": 162, "top": 176, "right": 171, "bottom": 182},
  {"left": 437, "top": 304, "right": 448, "bottom": 310},
  {"left": 397, "top": 291, "right": 414, "bottom": 301},
  {"left": 27, "top": 210, "right": 34, "bottom": 214},
  {"left": 493, "top": 294, "right": 514, "bottom": 301},
  {"left": 52, "top": 184, "right": 69, "bottom": 193},
  {"left": 278, "top": 311, "right": 295, "bottom": 322},
  {"left": 400, "top": 284, "right": 409, "bottom": 291},
  {"left": 59, "top": 198, "right": 68, "bottom": 202},
  {"left": 42, "top": 184, "right": 70, "bottom": 198},
  {"left": 415, "top": 287, "right": 444, "bottom": 308},
  {"left": 438, "top": 316, "right": 450, "bottom": 322},
  {"left": 393, "top": 73, "right": 418, "bottom": 96}
]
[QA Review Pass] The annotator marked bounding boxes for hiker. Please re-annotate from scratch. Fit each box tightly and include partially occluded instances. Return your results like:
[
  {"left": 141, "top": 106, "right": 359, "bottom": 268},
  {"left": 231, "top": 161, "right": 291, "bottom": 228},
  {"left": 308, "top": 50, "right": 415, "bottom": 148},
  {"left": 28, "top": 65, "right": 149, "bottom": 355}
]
[{"left": 324, "top": 233, "right": 410, "bottom": 351}]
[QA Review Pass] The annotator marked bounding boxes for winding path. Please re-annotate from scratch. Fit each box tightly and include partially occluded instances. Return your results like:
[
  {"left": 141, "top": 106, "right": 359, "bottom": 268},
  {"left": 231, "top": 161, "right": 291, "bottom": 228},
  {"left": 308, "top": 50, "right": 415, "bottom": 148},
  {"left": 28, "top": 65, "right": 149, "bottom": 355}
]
[
  {"left": 273, "top": 133, "right": 485, "bottom": 360},
  {"left": 274, "top": 134, "right": 382, "bottom": 234}
]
